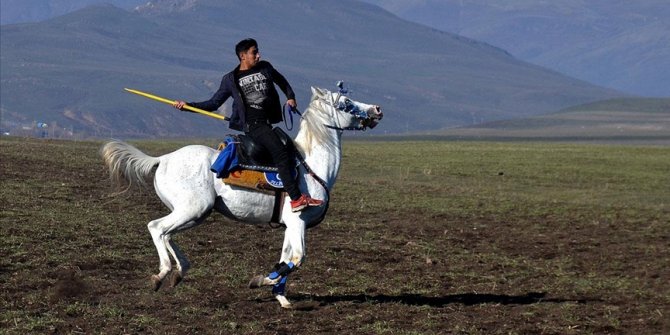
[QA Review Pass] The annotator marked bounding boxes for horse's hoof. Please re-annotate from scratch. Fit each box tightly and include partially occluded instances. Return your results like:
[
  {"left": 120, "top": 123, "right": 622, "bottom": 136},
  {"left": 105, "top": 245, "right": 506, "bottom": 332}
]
[
  {"left": 276, "top": 295, "right": 293, "bottom": 309},
  {"left": 248, "top": 275, "right": 265, "bottom": 289},
  {"left": 170, "top": 272, "right": 183, "bottom": 287},
  {"left": 151, "top": 275, "right": 163, "bottom": 291}
]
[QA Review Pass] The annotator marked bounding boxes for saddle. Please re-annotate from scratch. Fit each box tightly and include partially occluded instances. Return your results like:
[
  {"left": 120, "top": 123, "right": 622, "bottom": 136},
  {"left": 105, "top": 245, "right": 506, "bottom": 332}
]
[
  {"left": 212, "top": 127, "right": 297, "bottom": 192},
  {"left": 212, "top": 127, "right": 329, "bottom": 228},
  {"left": 235, "top": 127, "right": 294, "bottom": 171}
]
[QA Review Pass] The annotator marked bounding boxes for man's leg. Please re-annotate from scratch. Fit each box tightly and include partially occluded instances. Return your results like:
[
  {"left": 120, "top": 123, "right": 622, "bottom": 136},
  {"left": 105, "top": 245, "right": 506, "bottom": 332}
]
[
  {"left": 247, "top": 124, "right": 301, "bottom": 199},
  {"left": 247, "top": 124, "right": 323, "bottom": 212}
]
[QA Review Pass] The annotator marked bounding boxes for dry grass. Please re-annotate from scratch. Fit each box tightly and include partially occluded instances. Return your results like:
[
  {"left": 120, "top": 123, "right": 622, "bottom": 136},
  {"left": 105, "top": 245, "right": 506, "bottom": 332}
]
[{"left": 1, "top": 137, "right": 668, "bottom": 334}]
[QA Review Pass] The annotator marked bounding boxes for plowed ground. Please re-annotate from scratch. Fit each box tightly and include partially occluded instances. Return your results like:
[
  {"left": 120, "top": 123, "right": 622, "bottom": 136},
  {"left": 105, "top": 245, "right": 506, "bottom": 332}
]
[{"left": 1, "top": 138, "right": 668, "bottom": 334}]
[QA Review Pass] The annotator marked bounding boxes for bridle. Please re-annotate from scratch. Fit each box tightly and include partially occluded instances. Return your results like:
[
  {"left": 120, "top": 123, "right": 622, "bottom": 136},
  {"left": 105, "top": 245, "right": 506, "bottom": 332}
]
[
  {"left": 323, "top": 95, "right": 373, "bottom": 131},
  {"left": 276, "top": 82, "right": 380, "bottom": 228},
  {"left": 284, "top": 82, "right": 378, "bottom": 132}
]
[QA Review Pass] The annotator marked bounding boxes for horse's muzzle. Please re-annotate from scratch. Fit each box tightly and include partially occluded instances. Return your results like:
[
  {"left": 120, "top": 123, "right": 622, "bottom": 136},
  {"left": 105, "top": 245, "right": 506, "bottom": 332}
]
[{"left": 367, "top": 106, "right": 383, "bottom": 129}]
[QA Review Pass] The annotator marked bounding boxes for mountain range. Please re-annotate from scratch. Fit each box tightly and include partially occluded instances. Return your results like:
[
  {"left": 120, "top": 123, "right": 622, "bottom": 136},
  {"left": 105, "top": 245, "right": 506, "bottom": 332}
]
[
  {"left": 362, "top": 0, "right": 670, "bottom": 97},
  {"left": 0, "top": 0, "right": 143, "bottom": 24},
  {"left": 1, "top": 0, "right": 624, "bottom": 138},
  {"left": 4, "top": 0, "right": 667, "bottom": 98}
]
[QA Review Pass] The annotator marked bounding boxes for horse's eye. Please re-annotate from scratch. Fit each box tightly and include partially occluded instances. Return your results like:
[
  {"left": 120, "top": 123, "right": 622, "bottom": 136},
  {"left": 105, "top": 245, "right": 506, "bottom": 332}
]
[{"left": 343, "top": 100, "right": 354, "bottom": 111}]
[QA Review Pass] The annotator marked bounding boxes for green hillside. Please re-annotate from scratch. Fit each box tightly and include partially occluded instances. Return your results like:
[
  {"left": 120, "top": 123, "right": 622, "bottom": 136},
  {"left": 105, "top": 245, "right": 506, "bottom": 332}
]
[
  {"left": 434, "top": 98, "right": 670, "bottom": 144},
  {"left": 0, "top": 0, "right": 623, "bottom": 138}
]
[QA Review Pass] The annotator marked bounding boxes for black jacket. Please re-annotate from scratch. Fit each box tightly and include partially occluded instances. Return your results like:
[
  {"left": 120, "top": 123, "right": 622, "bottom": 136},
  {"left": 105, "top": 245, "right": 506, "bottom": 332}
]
[{"left": 189, "top": 61, "right": 295, "bottom": 132}]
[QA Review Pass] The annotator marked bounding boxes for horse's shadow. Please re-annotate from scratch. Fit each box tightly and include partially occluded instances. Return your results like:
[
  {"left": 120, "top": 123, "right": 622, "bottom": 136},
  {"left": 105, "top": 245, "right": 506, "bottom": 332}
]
[{"left": 291, "top": 291, "right": 592, "bottom": 307}]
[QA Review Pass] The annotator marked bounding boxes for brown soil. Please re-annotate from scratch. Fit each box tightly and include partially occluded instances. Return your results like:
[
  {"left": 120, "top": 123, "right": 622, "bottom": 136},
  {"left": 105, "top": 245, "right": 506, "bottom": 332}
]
[{"left": 1, "top": 138, "right": 668, "bottom": 334}]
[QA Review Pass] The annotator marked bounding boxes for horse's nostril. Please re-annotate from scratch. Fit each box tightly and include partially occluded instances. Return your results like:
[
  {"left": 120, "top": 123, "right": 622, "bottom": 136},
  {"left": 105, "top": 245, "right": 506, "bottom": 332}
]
[{"left": 376, "top": 107, "right": 384, "bottom": 119}]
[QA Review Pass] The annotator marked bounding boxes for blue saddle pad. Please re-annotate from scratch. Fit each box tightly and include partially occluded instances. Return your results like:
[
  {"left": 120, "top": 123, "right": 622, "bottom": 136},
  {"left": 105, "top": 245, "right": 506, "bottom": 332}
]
[
  {"left": 210, "top": 137, "right": 239, "bottom": 178},
  {"left": 211, "top": 131, "right": 299, "bottom": 182},
  {"left": 264, "top": 171, "right": 287, "bottom": 188}
]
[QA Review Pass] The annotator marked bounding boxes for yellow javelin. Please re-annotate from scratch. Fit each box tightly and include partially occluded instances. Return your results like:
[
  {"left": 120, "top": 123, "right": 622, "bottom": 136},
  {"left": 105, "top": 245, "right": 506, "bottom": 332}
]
[{"left": 124, "top": 88, "right": 229, "bottom": 121}]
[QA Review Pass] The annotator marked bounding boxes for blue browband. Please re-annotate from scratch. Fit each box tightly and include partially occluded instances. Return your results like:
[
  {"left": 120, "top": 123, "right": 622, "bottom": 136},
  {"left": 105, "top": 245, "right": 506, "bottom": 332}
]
[
  {"left": 327, "top": 81, "right": 372, "bottom": 131},
  {"left": 284, "top": 81, "right": 372, "bottom": 131},
  {"left": 325, "top": 98, "right": 371, "bottom": 131}
]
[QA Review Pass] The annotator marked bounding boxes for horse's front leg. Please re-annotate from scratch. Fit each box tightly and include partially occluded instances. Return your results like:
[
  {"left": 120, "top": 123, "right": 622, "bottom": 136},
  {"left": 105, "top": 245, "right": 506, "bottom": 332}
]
[
  {"left": 249, "top": 221, "right": 305, "bottom": 308},
  {"left": 272, "top": 275, "right": 291, "bottom": 308}
]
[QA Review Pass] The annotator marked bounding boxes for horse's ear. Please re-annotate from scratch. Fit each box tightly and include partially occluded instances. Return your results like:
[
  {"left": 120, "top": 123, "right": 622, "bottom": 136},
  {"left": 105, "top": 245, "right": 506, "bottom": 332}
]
[{"left": 311, "top": 86, "right": 325, "bottom": 97}]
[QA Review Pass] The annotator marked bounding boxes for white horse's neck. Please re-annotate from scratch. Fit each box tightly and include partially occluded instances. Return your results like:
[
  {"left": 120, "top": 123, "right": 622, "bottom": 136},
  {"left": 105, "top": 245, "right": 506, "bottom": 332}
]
[{"left": 293, "top": 99, "right": 343, "bottom": 189}]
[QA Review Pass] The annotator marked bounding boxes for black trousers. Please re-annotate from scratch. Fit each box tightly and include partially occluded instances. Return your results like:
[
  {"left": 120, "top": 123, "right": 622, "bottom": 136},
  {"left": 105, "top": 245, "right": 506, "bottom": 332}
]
[{"left": 246, "top": 123, "right": 301, "bottom": 200}]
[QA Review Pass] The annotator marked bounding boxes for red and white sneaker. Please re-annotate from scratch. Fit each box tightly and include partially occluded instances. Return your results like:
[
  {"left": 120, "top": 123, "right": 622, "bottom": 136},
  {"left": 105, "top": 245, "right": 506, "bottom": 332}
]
[{"left": 290, "top": 194, "right": 324, "bottom": 212}]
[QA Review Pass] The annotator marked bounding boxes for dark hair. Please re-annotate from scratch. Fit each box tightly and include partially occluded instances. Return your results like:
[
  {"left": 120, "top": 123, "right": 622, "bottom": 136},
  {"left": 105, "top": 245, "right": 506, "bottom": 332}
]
[{"left": 235, "top": 38, "right": 258, "bottom": 60}]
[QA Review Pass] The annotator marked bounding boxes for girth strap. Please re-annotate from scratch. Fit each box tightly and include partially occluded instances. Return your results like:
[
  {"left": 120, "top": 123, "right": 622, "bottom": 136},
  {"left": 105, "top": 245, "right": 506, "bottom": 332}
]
[{"left": 270, "top": 190, "right": 286, "bottom": 226}]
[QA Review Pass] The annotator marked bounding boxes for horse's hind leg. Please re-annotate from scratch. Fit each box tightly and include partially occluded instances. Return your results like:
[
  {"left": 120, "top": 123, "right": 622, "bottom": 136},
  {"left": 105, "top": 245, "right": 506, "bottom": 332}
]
[
  {"left": 164, "top": 236, "right": 188, "bottom": 287},
  {"left": 147, "top": 210, "right": 206, "bottom": 290},
  {"left": 163, "top": 213, "right": 209, "bottom": 287},
  {"left": 147, "top": 216, "right": 172, "bottom": 291}
]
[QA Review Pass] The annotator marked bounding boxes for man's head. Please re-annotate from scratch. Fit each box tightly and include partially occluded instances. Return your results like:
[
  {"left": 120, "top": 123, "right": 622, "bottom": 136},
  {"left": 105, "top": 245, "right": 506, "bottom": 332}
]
[
  {"left": 235, "top": 38, "right": 257, "bottom": 59},
  {"left": 235, "top": 38, "right": 260, "bottom": 70}
]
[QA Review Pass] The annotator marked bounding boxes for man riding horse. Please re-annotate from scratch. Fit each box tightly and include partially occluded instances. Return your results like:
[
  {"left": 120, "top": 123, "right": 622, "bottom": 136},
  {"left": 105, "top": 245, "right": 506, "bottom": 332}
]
[
  {"left": 103, "top": 38, "right": 383, "bottom": 308},
  {"left": 173, "top": 38, "right": 323, "bottom": 212}
]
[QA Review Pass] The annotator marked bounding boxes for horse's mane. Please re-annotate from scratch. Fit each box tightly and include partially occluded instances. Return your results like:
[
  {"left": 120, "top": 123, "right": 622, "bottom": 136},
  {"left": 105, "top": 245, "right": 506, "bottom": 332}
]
[{"left": 293, "top": 91, "right": 338, "bottom": 155}]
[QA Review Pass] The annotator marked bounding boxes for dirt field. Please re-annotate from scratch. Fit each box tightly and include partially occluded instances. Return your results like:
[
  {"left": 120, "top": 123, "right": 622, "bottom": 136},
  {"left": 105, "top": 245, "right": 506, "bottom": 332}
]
[{"left": 1, "top": 137, "right": 668, "bottom": 334}]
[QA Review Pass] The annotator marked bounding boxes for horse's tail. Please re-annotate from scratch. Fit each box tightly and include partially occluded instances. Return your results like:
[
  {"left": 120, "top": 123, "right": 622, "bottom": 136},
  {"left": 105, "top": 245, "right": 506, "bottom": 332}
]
[{"left": 100, "top": 140, "right": 160, "bottom": 191}]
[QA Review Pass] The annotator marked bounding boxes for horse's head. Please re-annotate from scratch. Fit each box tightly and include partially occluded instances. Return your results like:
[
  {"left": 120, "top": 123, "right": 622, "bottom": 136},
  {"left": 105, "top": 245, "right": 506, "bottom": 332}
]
[{"left": 309, "top": 86, "right": 383, "bottom": 131}]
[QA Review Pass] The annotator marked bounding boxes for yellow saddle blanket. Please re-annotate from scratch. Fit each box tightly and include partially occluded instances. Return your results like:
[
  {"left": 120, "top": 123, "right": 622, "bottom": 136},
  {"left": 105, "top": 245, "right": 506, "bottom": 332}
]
[
  {"left": 223, "top": 169, "right": 282, "bottom": 192},
  {"left": 215, "top": 142, "right": 284, "bottom": 192}
]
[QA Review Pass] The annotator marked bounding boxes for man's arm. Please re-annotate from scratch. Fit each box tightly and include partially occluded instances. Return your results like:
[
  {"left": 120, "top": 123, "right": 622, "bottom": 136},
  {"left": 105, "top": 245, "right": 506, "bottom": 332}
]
[
  {"left": 174, "top": 76, "right": 232, "bottom": 112},
  {"left": 271, "top": 66, "right": 296, "bottom": 102}
]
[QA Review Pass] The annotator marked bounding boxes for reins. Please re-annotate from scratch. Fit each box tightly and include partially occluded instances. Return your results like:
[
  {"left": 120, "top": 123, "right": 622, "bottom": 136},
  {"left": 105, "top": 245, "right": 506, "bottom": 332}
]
[
  {"left": 282, "top": 103, "right": 302, "bottom": 131},
  {"left": 284, "top": 103, "right": 362, "bottom": 132},
  {"left": 283, "top": 82, "right": 371, "bottom": 132},
  {"left": 267, "top": 137, "right": 330, "bottom": 230},
  {"left": 295, "top": 151, "right": 330, "bottom": 229},
  {"left": 271, "top": 82, "right": 374, "bottom": 228}
]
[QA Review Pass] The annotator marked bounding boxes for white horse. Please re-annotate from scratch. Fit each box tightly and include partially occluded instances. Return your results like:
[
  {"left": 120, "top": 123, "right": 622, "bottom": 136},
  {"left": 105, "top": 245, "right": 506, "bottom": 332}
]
[{"left": 101, "top": 86, "right": 383, "bottom": 308}]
